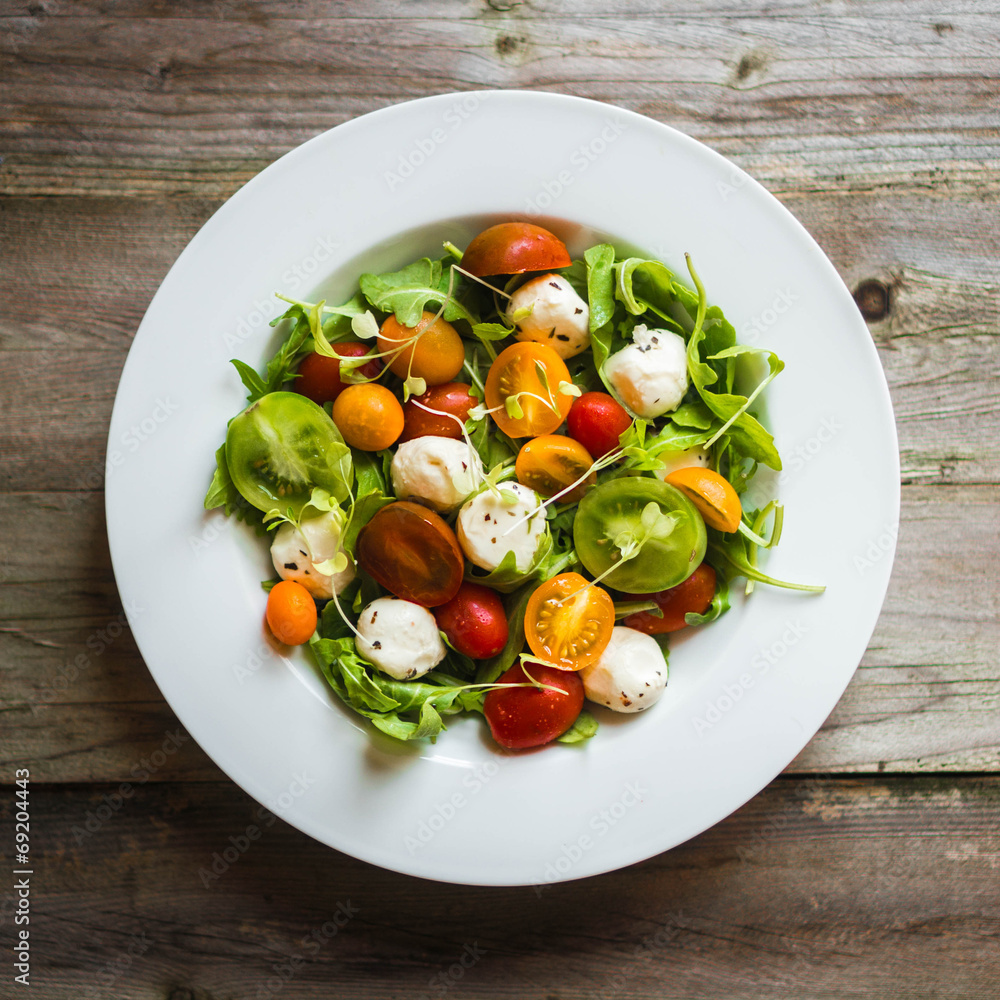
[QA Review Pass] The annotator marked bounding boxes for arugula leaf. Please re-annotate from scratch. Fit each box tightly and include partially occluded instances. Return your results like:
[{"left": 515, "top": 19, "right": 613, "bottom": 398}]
[
  {"left": 464, "top": 529, "right": 553, "bottom": 594},
  {"left": 229, "top": 303, "right": 315, "bottom": 403},
  {"left": 310, "top": 636, "right": 488, "bottom": 742},
  {"left": 584, "top": 244, "right": 616, "bottom": 332},
  {"left": 686, "top": 311, "right": 782, "bottom": 470},
  {"left": 557, "top": 710, "right": 599, "bottom": 744},
  {"left": 684, "top": 573, "right": 731, "bottom": 626},
  {"left": 707, "top": 532, "right": 825, "bottom": 593},
  {"left": 669, "top": 401, "right": 715, "bottom": 430},
  {"left": 359, "top": 257, "right": 477, "bottom": 327},
  {"left": 202, "top": 444, "right": 266, "bottom": 531}
]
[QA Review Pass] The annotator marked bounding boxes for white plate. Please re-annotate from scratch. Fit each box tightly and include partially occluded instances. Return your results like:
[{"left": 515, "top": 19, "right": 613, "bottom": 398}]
[{"left": 106, "top": 91, "right": 899, "bottom": 886}]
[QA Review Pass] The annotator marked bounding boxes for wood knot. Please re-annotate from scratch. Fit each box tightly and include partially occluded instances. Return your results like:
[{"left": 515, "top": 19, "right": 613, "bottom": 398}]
[
  {"left": 735, "top": 50, "right": 768, "bottom": 82},
  {"left": 933, "top": 22, "right": 954, "bottom": 35},
  {"left": 167, "top": 990, "right": 194, "bottom": 1000},
  {"left": 853, "top": 279, "right": 891, "bottom": 321},
  {"left": 495, "top": 34, "right": 520, "bottom": 55}
]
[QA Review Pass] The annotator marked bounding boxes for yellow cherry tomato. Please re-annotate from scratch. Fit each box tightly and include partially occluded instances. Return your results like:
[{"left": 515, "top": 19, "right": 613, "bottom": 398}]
[
  {"left": 664, "top": 466, "right": 742, "bottom": 533},
  {"left": 377, "top": 311, "right": 465, "bottom": 386},
  {"left": 484, "top": 342, "right": 575, "bottom": 438},
  {"left": 515, "top": 435, "right": 596, "bottom": 501},
  {"left": 332, "top": 383, "right": 404, "bottom": 451},
  {"left": 524, "top": 573, "right": 615, "bottom": 671}
]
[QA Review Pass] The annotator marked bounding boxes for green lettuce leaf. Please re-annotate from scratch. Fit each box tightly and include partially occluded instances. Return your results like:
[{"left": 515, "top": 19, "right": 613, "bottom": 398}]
[
  {"left": 463, "top": 528, "right": 553, "bottom": 594},
  {"left": 557, "top": 710, "right": 599, "bottom": 744},
  {"left": 359, "top": 258, "right": 477, "bottom": 327}
]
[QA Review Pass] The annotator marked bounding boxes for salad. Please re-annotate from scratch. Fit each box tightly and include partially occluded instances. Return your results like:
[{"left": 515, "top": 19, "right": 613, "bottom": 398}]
[{"left": 204, "top": 221, "right": 823, "bottom": 750}]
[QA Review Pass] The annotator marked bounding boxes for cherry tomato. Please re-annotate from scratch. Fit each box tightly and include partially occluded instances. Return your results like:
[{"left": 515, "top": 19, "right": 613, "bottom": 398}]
[
  {"left": 433, "top": 582, "right": 509, "bottom": 659},
  {"left": 665, "top": 467, "right": 742, "bottom": 533},
  {"left": 484, "top": 342, "right": 575, "bottom": 438},
  {"left": 377, "top": 311, "right": 465, "bottom": 386},
  {"left": 515, "top": 435, "right": 595, "bottom": 501},
  {"left": 331, "top": 383, "right": 404, "bottom": 451},
  {"left": 574, "top": 478, "right": 707, "bottom": 593},
  {"left": 567, "top": 392, "right": 632, "bottom": 458},
  {"left": 462, "top": 222, "right": 572, "bottom": 277},
  {"left": 294, "top": 343, "right": 383, "bottom": 405},
  {"left": 226, "top": 391, "right": 353, "bottom": 517},
  {"left": 484, "top": 662, "right": 584, "bottom": 750},
  {"left": 623, "top": 563, "right": 718, "bottom": 634},
  {"left": 355, "top": 501, "right": 464, "bottom": 607},
  {"left": 399, "top": 382, "right": 477, "bottom": 443},
  {"left": 265, "top": 580, "right": 317, "bottom": 645},
  {"left": 524, "top": 572, "right": 615, "bottom": 671}
]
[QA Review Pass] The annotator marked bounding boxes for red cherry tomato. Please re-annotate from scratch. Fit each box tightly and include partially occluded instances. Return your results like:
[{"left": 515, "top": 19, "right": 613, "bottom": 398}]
[
  {"left": 433, "top": 582, "right": 509, "bottom": 659},
  {"left": 462, "top": 222, "right": 572, "bottom": 277},
  {"left": 355, "top": 501, "right": 464, "bottom": 607},
  {"left": 567, "top": 392, "right": 632, "bottom": 458},
  {"left": 484, "top": 662, "right": 584, "bottom": 750},
  {"left": 623, "top": 563, "right": 717, "bottom": 634},
  {"left": 293, "top": 343, "right": 383, "bottom": 405},
  {"left": 399, "top": 382, "right": 478, "bottom": 443}
]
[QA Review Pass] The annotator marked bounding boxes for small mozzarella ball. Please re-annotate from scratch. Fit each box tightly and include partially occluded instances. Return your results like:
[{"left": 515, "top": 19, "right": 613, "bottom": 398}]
[
  {"left": 270, "top": 510, "right": 354, "bottom": 600},
  {"left": 653, "top": 445, "right": 711, "bottom": 481},
  {"left": 580, "top": 626, "right": 668, "bottom": 713},
  {"left": 391, "top": 436, "right": 483, "bottom": 512},
  {"left": 356, "top": 597, "right": 446, "bottom": 680},
  {"left": 507, "top": 273, "right": 591, "bottom": 359},
  {"left": 603, "top": 325, "right": 688, "bottom": 418},
  {"left": 457, "top": 482, "right": 546, "bottom": 573}
]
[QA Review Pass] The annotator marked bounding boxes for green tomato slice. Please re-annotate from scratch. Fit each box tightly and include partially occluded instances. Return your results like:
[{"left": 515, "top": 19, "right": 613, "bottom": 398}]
[
  {"left": 225, "top": 391, "right": 353, "bottom": 516},
  {"left": 573, "top": 477, "right": 707, "bottom": 593}
]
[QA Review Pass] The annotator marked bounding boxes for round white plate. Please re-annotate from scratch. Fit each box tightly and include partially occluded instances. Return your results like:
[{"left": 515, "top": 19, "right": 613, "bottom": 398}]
[{"left": 106, "top": 91, "right": 899, "bottom": 886}]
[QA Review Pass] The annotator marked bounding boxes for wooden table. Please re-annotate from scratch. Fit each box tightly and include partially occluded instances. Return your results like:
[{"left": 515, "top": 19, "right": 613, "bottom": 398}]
[{"left": 2, "top": 3, "right": 998, "bottom": 997}]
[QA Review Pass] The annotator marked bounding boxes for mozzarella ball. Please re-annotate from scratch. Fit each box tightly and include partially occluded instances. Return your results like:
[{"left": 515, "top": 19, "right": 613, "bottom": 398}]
[
  {"left": 507, "top": 273, "right": 590, "bottom": 359},
  {"left": 270, "top": 510, "right": 355, "bottom": 600},
  {"left": 390, "top": 436, "right": 483, "bottom": 512},
  {"left": 355, "top": 597, "right": 446, "bottom": 680},
  {"left": 457, "top": 482, "right": 547, "bottom": 573},
  {"left": 579, "top": 626, "right": 668, "bottom": 713},
  {"left": 653, "top": 445, "right": 711, "bottom": 481},
  {"left": 603, "top": 325, "right": 688, "bottom": 418}
]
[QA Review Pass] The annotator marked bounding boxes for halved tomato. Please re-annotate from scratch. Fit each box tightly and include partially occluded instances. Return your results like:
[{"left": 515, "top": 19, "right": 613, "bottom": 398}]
[
  {"left": 524, "top": 573, "right": 615, "bottom": 671},
  {"left": 515, "top": 435, "right": 595, "bottom": 501},
  {"left": 484, "top": 342, "right": 575, "bottom": 438},
  {"left": 462, "top": 222, "right": 571, "bottom": 277},
  {"left": 355, "top": 501, "right": 464, "bottom": 607}
]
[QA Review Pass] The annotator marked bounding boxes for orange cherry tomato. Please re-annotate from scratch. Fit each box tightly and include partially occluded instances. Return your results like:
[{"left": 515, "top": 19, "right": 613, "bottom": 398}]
[
  {"left": 377, "top": 311, "right": 465, "bottom": 386},
  {"left": 265, "top": 580, "right": 318, "bottom": 645},
  {"left": 399, "top": 382, "right": 477, "bottom": 443},
  {"left": 515, "top": 435, "right": 596, "bottom": 502},
  {"left": 484, "top": 342, "right": 575, "bottom": 438},
  {"left": 331, "top": 383, "right": 404, "bottom": 451},
  {"left": 665, "top": 467, "right": 742, "bottom": 533},
  {"left": 524, "top": 572, "right": 615, "bottom": 671},
  {"left": 462, "top": 222, "right": 571, "bottom": 276},
  {"left": 355, "top": 501, "right": 464, "bottom": 607},
  {"left": 623, "top": 563, "right": 717, "bottom": 634}
]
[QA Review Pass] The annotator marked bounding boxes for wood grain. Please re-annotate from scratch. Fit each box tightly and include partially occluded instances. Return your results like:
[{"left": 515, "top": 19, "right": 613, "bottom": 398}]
[
  {"left": 2, "top": 486, "right": 997, "bottom": 780},
  {"left": 3, "top": 777, "right": 997, "bottom": 999},
  {"left": 2, "top": 1, "right": 999, "bottom": 199}
]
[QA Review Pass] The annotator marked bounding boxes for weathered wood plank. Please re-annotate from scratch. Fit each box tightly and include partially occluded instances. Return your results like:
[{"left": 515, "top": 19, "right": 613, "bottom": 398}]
[
  {"left": 2, "top": 486, "right": 997, "bottom": 780},
  {"left": 1, "top": 197, "right": 998, "bottom": 490},
  {"left": 1, "top": 1, "right": 999, "bottom": 197},
  {"left": 1, "top": 776, "right": 997, "bottom": 998}
]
